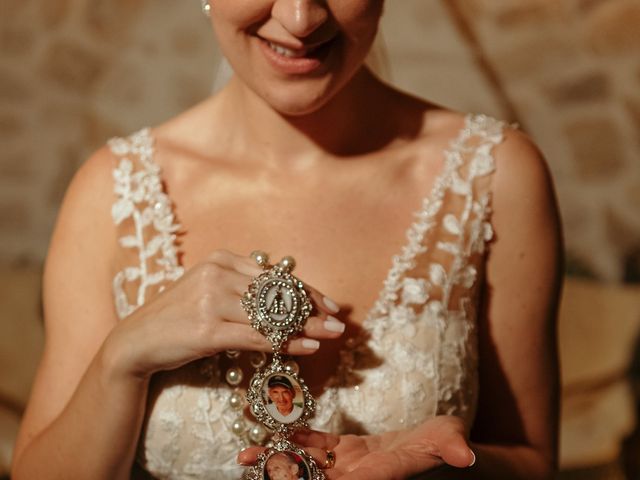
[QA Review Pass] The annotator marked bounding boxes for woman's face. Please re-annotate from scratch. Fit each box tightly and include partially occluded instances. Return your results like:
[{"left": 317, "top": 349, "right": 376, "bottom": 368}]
[{"left": 210, "top": 0, "right": 384, "bottom": 116}]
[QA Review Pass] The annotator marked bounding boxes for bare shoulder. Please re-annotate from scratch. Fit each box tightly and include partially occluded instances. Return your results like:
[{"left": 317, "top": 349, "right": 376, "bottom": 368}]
[
  {"left": 45, "top": 143, "right": 120, "bottom": 332},
  {"left": 491, "top": 127, "right": 560, "bottom": 230},
  {"left": 49, "top": 145, "right": 118, "bottom": 262}
]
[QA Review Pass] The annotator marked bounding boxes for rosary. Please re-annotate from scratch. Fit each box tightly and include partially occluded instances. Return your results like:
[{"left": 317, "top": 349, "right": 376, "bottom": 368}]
[{"left": 239, "top": 251, "right": 329, "bottom": 480}]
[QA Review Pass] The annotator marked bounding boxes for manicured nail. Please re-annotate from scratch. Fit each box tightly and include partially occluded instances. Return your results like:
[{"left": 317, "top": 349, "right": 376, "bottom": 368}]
[
  {"left": 323, "top": 296, "right": 340, "bottom": 313},
  {"left": 236, "top": 449, "right": 250, "bottom": 465},
  {"left": 302, "top": 339, "right": 320, "bottom": 350},
  {"left": 324, "top": 316, "right": 346, "bottom": 333},
  {"left": 468, "top": 450, "right": 476, "bottom": 467}
]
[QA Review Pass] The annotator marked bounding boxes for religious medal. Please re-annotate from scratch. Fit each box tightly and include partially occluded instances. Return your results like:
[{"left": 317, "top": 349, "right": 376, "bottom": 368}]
[
  {"left": 242, "top": 251, "right": 326, "bottom": 480},
  {"left": 242, "top": 254, "right": 313, "bottom": 352}
]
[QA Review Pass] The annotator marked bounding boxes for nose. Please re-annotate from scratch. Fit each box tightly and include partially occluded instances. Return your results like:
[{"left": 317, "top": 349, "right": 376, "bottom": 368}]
[{"left": 271, "top": 0, "right": 329, "bottom": 38}]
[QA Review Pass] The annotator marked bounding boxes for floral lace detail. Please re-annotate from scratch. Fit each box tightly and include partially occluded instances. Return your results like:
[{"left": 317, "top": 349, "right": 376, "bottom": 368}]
[
  {"left": 108, "top": 128, "right": 184, "bottom": 320},
  {"left": 108, "top": 114, "right": 507, "bottom": 479},
  {"left": 314, "top": 113, "right": 505, "bottom": 434}
]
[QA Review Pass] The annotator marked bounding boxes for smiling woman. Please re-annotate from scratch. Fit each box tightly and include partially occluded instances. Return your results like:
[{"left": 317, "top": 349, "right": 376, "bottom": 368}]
[
  {"left": 11, "top": 1, "right": 562, "bottom": 480},
  {"left": 209, "top": 0, "right": 384, "bottom": 115}
]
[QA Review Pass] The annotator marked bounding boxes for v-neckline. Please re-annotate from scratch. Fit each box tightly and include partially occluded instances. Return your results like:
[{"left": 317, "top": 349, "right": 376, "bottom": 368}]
[{"left": 142, "top": 114, "right": 471, "bottom": 330}]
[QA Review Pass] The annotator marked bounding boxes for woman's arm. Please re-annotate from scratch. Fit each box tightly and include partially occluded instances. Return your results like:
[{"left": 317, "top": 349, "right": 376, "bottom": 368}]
[
  {"left": 12, "top": 148, "right": 344, "bottom": 479},
  {"left": 416, "top": 128, "right": 563, "bottom": 480},
  {"left": 466, "top": 127, "right": 562, "bottom": 479},
  {"left": 11, "top": 148, "right": 149, "bottom": 479}
]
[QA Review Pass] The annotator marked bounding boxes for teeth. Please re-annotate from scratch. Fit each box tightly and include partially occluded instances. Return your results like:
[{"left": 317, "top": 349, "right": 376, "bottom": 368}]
[{"left": 268, "top": 41, "right": 307, "bottom": 58}]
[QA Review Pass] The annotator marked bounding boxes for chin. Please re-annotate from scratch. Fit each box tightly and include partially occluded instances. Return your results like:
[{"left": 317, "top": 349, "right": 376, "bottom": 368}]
[{"left": 263, "top": 83, "right": 339, "bottom": 117}]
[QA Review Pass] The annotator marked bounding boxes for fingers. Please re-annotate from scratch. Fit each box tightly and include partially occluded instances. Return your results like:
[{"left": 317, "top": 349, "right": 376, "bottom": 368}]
[
  {"left": 293, "top": 446, "right": 336, "bottom": 470},
  {"left": 210, "top": 324, "right": 323, "bottom": 355},
  {"left": 207, "top": 249, "right": 264, "bottom": 277},
  {"left": 200, "top": 249, "right": 345, "bottom": 352},
  {"left": 430, "top": 417, "right": 475, "bottom": 468},
  {"left": 236, "top": 445, "right": 337, "bottom": 472},
  {"left": 439, "top": 437, "right": 475, "bottom": 468},
  {"left": 292, "top": 429, "right": 340, "bottom": 450},
  {"left": 303, "top": 284, "right": 341, "bottom": 316},
  {"left": 236, "top": 446, "right": 266, "bottom": 465},
  {"left": 302, "top": 316, "right": 346, "bottom": 338}
]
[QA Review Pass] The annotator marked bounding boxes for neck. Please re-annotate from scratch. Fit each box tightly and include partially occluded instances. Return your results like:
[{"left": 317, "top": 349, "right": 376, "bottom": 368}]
[{"left": 216, "top": 67, "right": 400, "bottom": 168}]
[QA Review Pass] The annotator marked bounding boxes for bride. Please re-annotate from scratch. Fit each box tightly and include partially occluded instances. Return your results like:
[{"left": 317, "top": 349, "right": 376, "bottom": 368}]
[{"left": 11, "top": 1, "right": 562, "bottom": 479}]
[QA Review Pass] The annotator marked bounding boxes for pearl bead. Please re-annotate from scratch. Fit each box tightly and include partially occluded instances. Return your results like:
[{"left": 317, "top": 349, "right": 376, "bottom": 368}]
[
  {"left": 251, "top": 250, "right": 269, "bottom": 268},
  {"left": 232, "top": 418, "right": 246, "bottom": 436},
  {"left": 229, "top": 391, "right": 244, "bottom": 410},
  {"left": 250, "top": 351, "right": 267, "bottom": 369},
  {"left": 249, "top": 424, "right": 267, "bottom": 444},
  {"left": 225, "top": 367, "right": 243, "bottom": 386},
  {"left": 284, "top": 360, "right": 299, "bottom": 374},
  {"left": 279, "top": 256, "right": 296, "bottom": 272}
]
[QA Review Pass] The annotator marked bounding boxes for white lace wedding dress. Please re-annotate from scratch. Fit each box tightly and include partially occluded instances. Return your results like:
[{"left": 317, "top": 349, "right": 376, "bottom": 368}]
[{"left": 108, "top": 114, "right": 507, "bottom": 479}]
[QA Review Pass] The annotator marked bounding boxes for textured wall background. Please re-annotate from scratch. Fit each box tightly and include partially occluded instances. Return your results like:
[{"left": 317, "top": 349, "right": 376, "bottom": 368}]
[{"left": 0, "top": 0, "right": 639, "bottom": 282}]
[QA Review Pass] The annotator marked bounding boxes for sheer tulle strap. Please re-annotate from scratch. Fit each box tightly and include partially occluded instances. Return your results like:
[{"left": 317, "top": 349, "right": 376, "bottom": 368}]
[{"left": 108, "top": 128, "right": 183, "bottom": 320}]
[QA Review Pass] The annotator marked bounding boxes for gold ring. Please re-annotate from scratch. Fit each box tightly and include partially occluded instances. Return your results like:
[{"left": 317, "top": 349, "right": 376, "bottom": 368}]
[{"left": 324, "top": 450, "right": 336, "bottom": 469}]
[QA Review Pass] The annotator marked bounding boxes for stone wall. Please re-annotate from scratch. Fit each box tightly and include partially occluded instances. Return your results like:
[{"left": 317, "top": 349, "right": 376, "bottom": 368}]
[
  {"left": 451, "top": 0, "right": 640, "bottom": 282},
  {"left": 0, "top": 0, "right": 220, "bottom": 263},
  {"left": 0, "top": 0, "right": 639, "bottom": 282}
]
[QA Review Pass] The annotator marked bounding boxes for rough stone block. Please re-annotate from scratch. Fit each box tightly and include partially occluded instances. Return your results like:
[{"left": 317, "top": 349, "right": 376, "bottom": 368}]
[
  {"left": 40, "top": 40, "right": 106, "bottom": 94},
  {"left": 544, "top": 71, "right": 611, "bottom": 105},
  {"left": 564, "top": 117, "right": 625, "bottom": 179},
  {"left": 0, "top": 114, "right": 25, "bottom": 139},
  {"left": 0, "top": 200, "right": 30, "bottom": 233},
  {"left": 41, "top": 0, "right": 72, "bottom": 29},
  {"left": 586, "top": 1, "right": 640, "bottom": 55},
  {"left": 0, "top": 151, "right": 34, "bottom": 180},
  {"left": 84, "top": 0, "right": 145, "bottom": 43},
  {"left": 495, "top": 3, "right": 561, "bottom": 28},
  {"left": 493, "top": 35, "right": 579, "bottom": 80},
  {"left": 0, "top": 26, "right": 35, "bottom": 57},
  {"left": 0, "top": 69, "right": 31, "bottom": 102}
]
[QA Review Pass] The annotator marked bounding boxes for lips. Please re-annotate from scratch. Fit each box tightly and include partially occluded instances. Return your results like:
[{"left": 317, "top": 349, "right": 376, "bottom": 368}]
[{"left": 258, "top": 36, "right": 335, "bottom": 75}]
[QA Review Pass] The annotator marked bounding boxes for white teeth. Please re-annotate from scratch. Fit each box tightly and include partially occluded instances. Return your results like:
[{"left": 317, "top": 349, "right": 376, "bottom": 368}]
[{"left": 268, "top": 41, "right": 307, "bottom": 58}]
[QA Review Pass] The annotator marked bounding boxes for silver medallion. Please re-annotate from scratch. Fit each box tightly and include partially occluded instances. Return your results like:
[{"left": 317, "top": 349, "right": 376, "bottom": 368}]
[
  {"left": 242, "top": 438, "right": 325, "bottom": 480},
  {"left": 247, "top": 358, "right": 315, "bottom": 434},
  {"left": 242, "top": 252, "right": 327, "bottom": 480},
  {"left": 242, "top": 264, "right": 313, "bottom": 352}
]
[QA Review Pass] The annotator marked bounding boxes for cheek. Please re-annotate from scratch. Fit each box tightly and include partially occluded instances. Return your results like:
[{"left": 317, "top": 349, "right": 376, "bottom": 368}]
[{"left": 331, "top": 0, "right": 384, "bottom": 42}]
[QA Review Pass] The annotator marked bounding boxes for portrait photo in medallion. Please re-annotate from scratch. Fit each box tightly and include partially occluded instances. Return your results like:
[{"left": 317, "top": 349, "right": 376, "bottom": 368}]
[
  {"left": 262, "top": 374, "right": 304, "bottom": 424},
  {"left": 10, "top": 1, "right": 566, "bottom": 480},
  {"left": 263, "top": 452, "right": 311, "bottom": 480}
]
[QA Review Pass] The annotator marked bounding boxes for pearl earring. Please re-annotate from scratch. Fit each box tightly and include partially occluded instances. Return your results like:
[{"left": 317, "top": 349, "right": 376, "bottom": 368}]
[{"left": 201, "top": 0, "right": 211, "bottom": 17}]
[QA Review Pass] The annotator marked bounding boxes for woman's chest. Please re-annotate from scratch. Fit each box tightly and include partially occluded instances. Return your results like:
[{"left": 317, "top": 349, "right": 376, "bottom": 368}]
[{"left": 171, "top": 171, "right": 427, "bottom": 328}]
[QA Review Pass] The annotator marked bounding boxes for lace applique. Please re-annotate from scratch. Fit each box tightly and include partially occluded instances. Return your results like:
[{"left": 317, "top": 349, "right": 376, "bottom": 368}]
[
  {"left": 109, "top": 114, "right": 507, "bottom": 479},
  {"left": 109, "top": 128, "right": 184, "bottom": 320},
  {"left": 315, "top": 114, "right": 506, "bottom": 434}
]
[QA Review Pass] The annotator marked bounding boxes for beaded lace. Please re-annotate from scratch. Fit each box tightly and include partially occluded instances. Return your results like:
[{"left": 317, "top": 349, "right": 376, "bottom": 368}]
[{"left": 109, "top": 114, "right": 506, "bottom": 479}]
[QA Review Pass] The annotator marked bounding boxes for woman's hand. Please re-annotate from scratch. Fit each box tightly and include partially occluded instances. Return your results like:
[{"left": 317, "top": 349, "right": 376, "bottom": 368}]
[
  {"left": 238, "top": 416, "right": 475, "bottom": 479},
  {"left": 102, "top": 249, "right": 344, "bottom": 379}
]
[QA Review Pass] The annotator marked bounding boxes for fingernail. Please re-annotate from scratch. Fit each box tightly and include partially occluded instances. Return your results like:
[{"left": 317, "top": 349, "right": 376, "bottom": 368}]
[
  {"left": 468, "top": 450, "right": 476, "bottom": 467},
  {"left": 302, "top": 339, "right": 320, "bottom": 350},
  {"left": 323, "top": 296, "right": 340, "bottom": 313},
  {"left": 324, "top": 316, "right": 346, "bottom": 333},
  {"left": 236, "top": 450, "right": 249, "bottom": 465}
]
